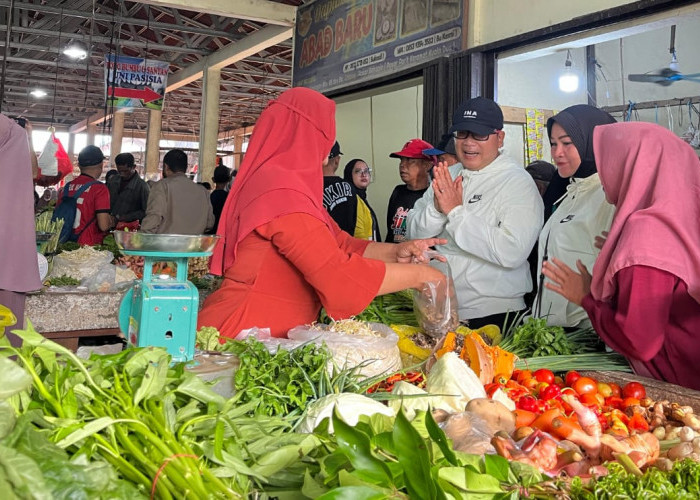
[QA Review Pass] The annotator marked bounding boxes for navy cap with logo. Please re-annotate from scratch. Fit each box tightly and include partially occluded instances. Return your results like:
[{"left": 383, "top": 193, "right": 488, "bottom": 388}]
[
  {"left": 77, "top": 145, "right": 105, "bottom": 167},
  {"left": 328, "top": 141, "right": 343, "bottom": 158},
  {"left": 448, "top": 96, "right": 504, "bottom": 136}
]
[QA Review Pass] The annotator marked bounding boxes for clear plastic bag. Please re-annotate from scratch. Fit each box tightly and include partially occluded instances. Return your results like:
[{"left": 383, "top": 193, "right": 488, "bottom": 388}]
[
  {"left": 288, "top": 322, "right": 401, "bottom": 378},
  {"left": 81, "top": 263, "right": 136, "bottom": 292},
  {"left": 413, "top": 260, "right": 459, "bottom": 337}
]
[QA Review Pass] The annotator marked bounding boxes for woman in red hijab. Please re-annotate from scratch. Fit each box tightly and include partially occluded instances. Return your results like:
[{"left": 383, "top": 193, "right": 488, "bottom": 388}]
[
  {"left": 542, "top": 122, "right": 700, "bottom": 389},
  {"left": 198, "top": 88, "right": 445, "bottom": 338}
]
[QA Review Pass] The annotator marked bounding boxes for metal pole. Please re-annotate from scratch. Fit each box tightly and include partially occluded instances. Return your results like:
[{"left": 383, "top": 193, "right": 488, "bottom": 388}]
[{"left": 0, "top": 0, "right": 16, "bottom": 113}]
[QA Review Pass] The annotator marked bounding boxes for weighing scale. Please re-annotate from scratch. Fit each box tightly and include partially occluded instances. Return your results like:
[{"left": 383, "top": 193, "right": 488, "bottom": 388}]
[{"left": 115, "top": 232, "right": 219, "bottom": 363}]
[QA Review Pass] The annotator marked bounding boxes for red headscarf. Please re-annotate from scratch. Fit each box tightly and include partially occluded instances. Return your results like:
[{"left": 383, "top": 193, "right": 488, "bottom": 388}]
[
  {"left": 591, "top": 122, "right": 700, "bottom": 304},
  {"left": 210, "top": 88, "right": 336, "bottom": 274}
]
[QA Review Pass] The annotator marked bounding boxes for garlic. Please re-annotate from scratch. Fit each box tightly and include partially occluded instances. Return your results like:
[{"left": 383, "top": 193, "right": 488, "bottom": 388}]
[{"left": 680, "top": 426, "right": 695, "bottom": 443}]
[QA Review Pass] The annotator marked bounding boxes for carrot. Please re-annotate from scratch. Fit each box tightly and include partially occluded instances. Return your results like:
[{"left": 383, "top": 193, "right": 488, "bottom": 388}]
[
  {"left": 531, "top": 408, "right": 564, "bottom": 433},
  {"left": 514, "top": 409, "right": 537, "bottom": 428},
  {"left": 550, "top": 415, "right": 583, "bottom": 440}
]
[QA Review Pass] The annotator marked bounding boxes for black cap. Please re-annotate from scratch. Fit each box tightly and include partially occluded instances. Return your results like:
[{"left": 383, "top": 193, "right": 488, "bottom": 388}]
[
  {"left": 449, "top": 97, "right": 504, "bottom": 136},
  {"left": 78, "top": 145, "right": 105, "bottom": 167},
  {"left": 328, "top": 141, "right": 343, "bottom": 158},
  {"left": 526, "top": 160, "right": 556, "bottom": 182}
]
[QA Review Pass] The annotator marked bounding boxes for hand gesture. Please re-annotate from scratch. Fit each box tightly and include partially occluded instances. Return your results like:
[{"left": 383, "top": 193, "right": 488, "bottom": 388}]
[
  {"left": 432, "top": 161, "right": 462, "bottom": 215},
  {"left": 541, "top": 257, "right": 591, "bottom": 306},
  {"left": 395, "top": 237, "right": 447, "bottom": 263},
  {"left": 594, "top": 230, "right": 609, "bottom": 250}
]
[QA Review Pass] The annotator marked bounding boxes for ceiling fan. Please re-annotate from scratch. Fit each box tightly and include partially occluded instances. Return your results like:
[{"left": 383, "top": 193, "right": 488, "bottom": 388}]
[{"left": 627, "top": 25, "right": 700, "bottom": 85}]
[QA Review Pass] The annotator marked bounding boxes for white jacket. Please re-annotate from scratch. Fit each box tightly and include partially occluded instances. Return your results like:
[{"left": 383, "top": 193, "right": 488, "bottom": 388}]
[
  {"left": 533, "top": 174, "right": 614, "bottom": 327},
  {"left": 407, "top": 154, "right": 544, "bottom": 320}
]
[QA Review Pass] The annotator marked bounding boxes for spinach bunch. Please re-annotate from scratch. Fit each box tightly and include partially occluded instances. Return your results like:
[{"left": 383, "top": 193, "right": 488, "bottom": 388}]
[{"left": 499, "top": 317, "right": 600, "bottom": 358}]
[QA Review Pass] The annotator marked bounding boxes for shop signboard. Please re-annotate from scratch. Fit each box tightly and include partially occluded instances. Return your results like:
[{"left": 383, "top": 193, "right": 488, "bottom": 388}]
[
  {"left": 104, "top": 54, "right": 169, "bottom": 110},
  {"left": 293, "top": 0, "right": 464, "bottom": 93}
]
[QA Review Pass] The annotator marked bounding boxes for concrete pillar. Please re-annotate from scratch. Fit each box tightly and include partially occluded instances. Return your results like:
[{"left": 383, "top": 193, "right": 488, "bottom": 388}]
[
  {"left": 86, "top": 122, "right": 97, "bottom": 146},
  {"left": 67, "top": 132, "right": 75, "bottom": 158},
  {"left": 198, "top": 65, "right": 221, "bottom": 183},
  {"left": 146, "top": 108, "right": 163, "bottom": 178},
  {"left": 110, "top": 111, "right": 125, "bottom": 162},
  {"left": 234, "top": 133, "right": 244, "bottom": 170}
]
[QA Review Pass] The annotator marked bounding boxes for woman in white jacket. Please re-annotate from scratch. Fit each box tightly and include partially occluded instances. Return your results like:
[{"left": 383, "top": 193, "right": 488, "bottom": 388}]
[{"left": 533, "top": 105, "right": 616, "bottom": 327}]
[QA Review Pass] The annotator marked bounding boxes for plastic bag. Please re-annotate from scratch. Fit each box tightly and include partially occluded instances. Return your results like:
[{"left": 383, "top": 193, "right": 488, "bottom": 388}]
[
  {"left": 234, "top": 327, "right": 306, "bottom": 353},
  {"left": 50, "top": 247, "right": 114, "bottom": 281},
  {"left": 288, "top": 321, "right": 401, "bottom": 378},
  {"left": 35, "top": 133, "right": 74, "bottom": 186},
  {"left": 81, "top": 263, "right": 136, "bottom": 292},
  {"left": 439, "top": 411, "right": 496, "bottom": 455},
  {"left": 413, "top": 260, "right": 459, "bottom": 337}
]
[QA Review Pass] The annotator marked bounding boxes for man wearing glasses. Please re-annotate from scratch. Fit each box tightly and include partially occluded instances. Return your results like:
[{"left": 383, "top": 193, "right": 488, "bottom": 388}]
[{"left": 407, "top": 97, "right": 543, "bottom": 331}]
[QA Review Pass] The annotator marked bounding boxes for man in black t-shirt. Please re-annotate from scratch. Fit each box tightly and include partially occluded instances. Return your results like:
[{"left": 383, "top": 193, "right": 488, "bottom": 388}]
[
  {"left": 385, "top": 138, "right": 434, "bottom": 243},
  {"left": 323, "top": 141, "right": 362, "bottom": 235}
]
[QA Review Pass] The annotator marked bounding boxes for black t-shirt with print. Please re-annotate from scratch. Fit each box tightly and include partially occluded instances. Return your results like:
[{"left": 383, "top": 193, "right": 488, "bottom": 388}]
[
  {"left": 385, "top": 184, "right": 428, "bottom": 243},
  {"left": 323, "top": 176, "right": 359, "bottom": 235}
]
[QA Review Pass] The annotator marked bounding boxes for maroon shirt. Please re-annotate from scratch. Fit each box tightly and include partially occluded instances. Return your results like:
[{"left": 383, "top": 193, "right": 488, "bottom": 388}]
[{"left": 582, "top": 265, "right": 700, "bottom": 390}]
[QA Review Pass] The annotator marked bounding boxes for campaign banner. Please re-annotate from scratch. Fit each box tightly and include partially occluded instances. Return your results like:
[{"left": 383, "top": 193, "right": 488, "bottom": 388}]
[
  {"left": 104, "top": 54, "right": 169, "bottom": 110},
  {"left": 293, "top": 0, "right": 464, "bottom": 93}
]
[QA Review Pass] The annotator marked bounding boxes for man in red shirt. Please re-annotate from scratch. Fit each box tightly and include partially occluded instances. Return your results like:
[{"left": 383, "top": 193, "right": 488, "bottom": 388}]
[{"left": 57, "top": 145, "right": 113, "bottom": 245}]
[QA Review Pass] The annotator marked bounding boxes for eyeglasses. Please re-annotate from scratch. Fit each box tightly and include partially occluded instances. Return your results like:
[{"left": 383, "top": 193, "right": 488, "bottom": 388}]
[
  {"left": 353, "top": 168, "right": 372, "bottom": 176},
  {"left": 453, "top": 130, "right": 496, "bottom": 141}
]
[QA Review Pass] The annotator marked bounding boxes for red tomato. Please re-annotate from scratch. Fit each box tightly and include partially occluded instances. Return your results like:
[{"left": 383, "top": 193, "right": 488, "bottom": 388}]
[
  {"left": 516, "top": 370, "right": 532, "bottom": 384},
  {"left": 539, "top": 384, "right": 562, "bottom": 401},
  {"left": 511, "top": 369, "right": 523, "bottom": 382},
  {"left": 573, "top": 377, "right": 598, "bottom": 396},
  {"left": 622, "top": 382, "right": 646, "bottom": 400},
  {"left": 597, "top": 382, "right": 613, "bottom": 398},
  {"left": 605, "top": 396, "right": 624, "bottom": 410},
  {"left": 533, "top": 369, "right": 555, "bottom": 384},
  {"left": 565, "top": 370, "right": 581, "bottom": 387},
  {"left": 609, "top": 383, "right": 622, "bottom": 398},
  {"left": 522, "top": 377, "right": 539, "bottom": 390}
]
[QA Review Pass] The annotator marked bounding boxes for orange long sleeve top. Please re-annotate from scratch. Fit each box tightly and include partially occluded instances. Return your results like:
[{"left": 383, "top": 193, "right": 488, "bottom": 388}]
[{"left": 198, "top": 213, "right": 386, "bottom": 338}]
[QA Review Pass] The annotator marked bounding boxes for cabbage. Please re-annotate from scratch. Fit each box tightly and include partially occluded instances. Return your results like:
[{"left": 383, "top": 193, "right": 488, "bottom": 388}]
[
  {"left": 296, "top": 393, "right": 395, "bottom": 433},
  {"left": 426, "top": 352, "right": 486, "bottom": 413}
]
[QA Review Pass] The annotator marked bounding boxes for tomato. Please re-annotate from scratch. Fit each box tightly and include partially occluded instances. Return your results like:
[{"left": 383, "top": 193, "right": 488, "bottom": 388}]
[
  {"left": 609, "top": 383, "right": 622, "bottom": 398},
  {"left": 622, "top": 397, "right": 641, "bottom": 409},
  {"left": 622, "top": 382, "right": 646, "bottom": 400},
  {"left": 533, "top": 369, "right": 555, "bottom": 384},
  {"left": 565, "top": 370, "right": 581, "bottom": 387},
  {"left": 522, "top": 377, "right": 539, "bottom": 390},
  {"left": 604, "top": 396, "right": 624, "bottom": 410},
  {"left": 539, "top": 384, "right": 562, "bottom": 401},
  {"left": 517, "top": 395, "right": 539, "bottom": 413},
  {"left": 511, "top": 369, "right": 523, "bottom": 382},
  {"left": 516, "top": 370, "right": 532, "bottom": 384},
  {"left": 572, "top": 376, "right": 598, "bottom": 396},
  {"left": 597, "top": 382, "right": 613, "bottom": 398}
]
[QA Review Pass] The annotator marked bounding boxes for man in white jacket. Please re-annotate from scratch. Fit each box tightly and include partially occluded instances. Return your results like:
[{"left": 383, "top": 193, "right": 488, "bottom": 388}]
[{"left": 407, "top": 97, "right": 544, "bottom": 330}]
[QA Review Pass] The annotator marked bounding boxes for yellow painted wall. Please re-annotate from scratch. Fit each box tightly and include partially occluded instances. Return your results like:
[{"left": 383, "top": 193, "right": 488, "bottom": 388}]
[{"left": 468, "top": 0, "right": 639, "bottom": 47}]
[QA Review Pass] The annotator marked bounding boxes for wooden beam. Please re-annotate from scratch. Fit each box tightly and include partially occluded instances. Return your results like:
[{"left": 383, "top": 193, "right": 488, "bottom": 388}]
[
  {"left": 602, "top": 96, "right": 700, "bottom": 114},
  {"left": 501, "top": 105, "right": 555, "bottom": 125},
  {"left": 166, "top": 25, "right": 293, "bottom": 92},
  {"left": 138, "top": 0, "right": 296, "bottom": 26}
]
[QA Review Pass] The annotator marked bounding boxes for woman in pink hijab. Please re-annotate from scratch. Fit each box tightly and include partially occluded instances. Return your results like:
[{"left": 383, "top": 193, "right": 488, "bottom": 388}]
[
  {"left": 0, "top": 114, "right": 42, "bottom": 346},
  {"left": 542, "top": 122, "right": 700, "bottom": 390}
]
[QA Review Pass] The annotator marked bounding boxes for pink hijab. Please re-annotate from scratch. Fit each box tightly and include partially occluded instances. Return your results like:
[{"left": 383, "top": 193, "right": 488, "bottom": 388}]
[
  {"left": 591, "top": 122, "right": 700, "bottom": 304},
  {"left": 210, "top": 87, "right": 336, "bottom": 275},
  {"left": 0, "top": 114, "right": 41, "bottom": 293}
]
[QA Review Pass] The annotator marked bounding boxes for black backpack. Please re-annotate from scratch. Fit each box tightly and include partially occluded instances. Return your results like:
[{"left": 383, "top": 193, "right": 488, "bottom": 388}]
[{"left": 52, "top": 180, "right": 98, "bottom": 244}]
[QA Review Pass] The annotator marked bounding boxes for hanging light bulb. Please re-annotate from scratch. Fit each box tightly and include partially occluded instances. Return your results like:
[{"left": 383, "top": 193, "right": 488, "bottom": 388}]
[
  {"left": 669, "top": 50, "right": 680, "bottom": 72},
  {"left": 30, "top": 89, "right": 47, "bottom": 98},
  {"left": 558, "top": 49, "right": 580, "bottom": 93},
  {"left": 63, "top": 40, "right": 88, "bottom": 60}
]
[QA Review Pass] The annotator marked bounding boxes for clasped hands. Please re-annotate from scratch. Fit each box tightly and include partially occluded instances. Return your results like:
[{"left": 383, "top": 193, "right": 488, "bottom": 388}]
[
  {"left": 432, "top": 162, "right": 463, "bottom": 215},
  {"left": 541, "top": 231, "right": 608, "bottom": 306}
]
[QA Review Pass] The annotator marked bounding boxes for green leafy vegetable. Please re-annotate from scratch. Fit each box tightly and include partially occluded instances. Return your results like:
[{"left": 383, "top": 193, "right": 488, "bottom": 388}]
[{"left": 499, "top": 317, "right": 602, "bottom": 358}]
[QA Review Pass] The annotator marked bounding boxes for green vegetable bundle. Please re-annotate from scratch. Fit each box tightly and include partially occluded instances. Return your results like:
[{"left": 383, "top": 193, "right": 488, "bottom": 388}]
[
  {"left": 319, "top": 290, "right": 418, "bottom": 326},
  {"left": 0, "top": 325, "right": 328, "bottom": 498},
  {"left": 499, "top": 317, "right": 603, "bottom": 358},
  {"left": 568, "top": 459, "right": 700, "bottom": 498}
]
